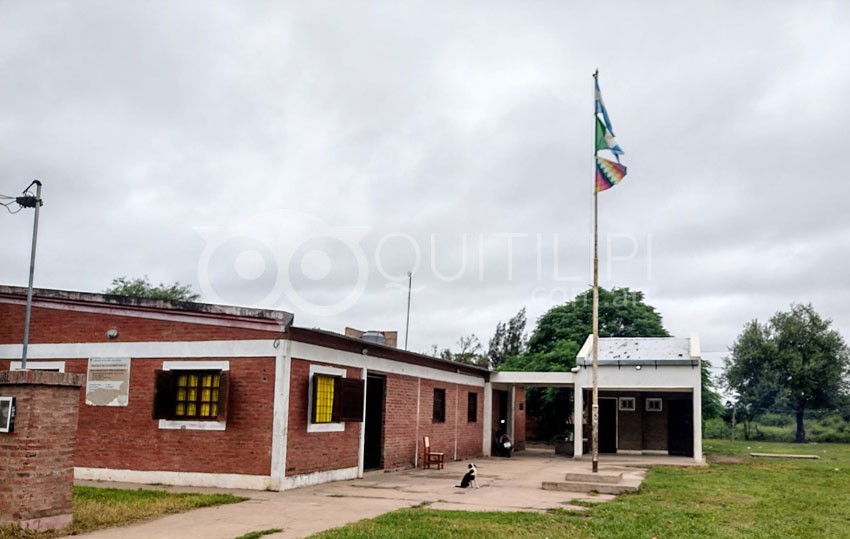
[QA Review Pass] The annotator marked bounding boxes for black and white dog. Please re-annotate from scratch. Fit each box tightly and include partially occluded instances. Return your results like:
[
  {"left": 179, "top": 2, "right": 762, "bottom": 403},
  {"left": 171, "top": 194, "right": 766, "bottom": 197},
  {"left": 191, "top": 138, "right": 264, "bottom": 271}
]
[{"left": 456, "top": 463, "right": 479, "bottom": 489}]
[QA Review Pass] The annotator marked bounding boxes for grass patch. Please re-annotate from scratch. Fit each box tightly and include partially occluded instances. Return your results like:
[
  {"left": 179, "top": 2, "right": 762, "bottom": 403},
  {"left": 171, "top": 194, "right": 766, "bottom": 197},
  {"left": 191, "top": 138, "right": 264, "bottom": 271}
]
[
  {"left": 0, "top": 486, "right": 245, "bottom": 539},
  {"left": 233, "top": 529, "right": 284, "bottom": 539},
  {"left": 314, "top": 440, "right": 850, "bottom": 539}
]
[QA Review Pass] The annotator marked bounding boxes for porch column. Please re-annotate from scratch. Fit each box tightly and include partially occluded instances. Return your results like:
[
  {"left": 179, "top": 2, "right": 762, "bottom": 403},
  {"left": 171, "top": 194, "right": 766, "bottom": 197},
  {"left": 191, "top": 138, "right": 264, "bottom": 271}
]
[
  {"left": 508, "top": 386, "right": 516, "bottom": 442},
  {"left": 693, "top": 365, "right": 703, "bottom": 462},
  {"left": 482, "top": 382, "right": 492, "bottom": 456},
  {"left": 573, "top": 383, "right": 583, "bottom": 457}
]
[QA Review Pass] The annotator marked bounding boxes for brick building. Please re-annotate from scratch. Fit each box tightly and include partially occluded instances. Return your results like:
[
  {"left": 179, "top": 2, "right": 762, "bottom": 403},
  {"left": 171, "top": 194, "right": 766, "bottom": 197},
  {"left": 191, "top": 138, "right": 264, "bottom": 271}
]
[
  {"left": 0, "top": 285, "right": 701, "bottom": 492},
  {"left": 0, "top": 286, "right": 519, "bottom": 490}
]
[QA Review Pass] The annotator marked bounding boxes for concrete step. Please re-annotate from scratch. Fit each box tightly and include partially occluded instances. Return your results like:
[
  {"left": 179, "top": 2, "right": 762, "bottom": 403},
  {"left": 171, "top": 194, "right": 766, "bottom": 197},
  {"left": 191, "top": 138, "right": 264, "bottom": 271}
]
[
  {"left": 563, "top": 471, "right": 623, "bottom": 484},
  {"left": 541, "top": 480, "right": 639, "bottom": 495}
]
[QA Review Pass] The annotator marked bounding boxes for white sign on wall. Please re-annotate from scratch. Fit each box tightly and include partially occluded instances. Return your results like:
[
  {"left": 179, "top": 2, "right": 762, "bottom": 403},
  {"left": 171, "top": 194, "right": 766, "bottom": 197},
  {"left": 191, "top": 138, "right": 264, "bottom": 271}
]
[{"left": 86, "top": 357, "right": 131, "bottom": 407}]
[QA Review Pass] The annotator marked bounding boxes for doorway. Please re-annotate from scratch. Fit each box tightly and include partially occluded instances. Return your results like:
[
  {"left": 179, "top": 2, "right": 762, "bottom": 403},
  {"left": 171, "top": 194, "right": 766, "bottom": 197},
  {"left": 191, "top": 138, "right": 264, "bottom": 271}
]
[
  {"left": 667, "top": 398, "right": 694, "bottom": 457},
  {"left": 363, "top": 375, "right": 385, "bottom": 470},
  {"left": 599, "top": 398, "right": 617, "bottom": 453}
]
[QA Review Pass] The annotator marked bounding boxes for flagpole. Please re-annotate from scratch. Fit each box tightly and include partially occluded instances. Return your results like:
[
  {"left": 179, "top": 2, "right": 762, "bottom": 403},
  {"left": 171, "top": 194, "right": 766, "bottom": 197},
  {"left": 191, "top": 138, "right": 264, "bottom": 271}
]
[{"left": 591, "top": 70, "right": 600, "bottom": 474}]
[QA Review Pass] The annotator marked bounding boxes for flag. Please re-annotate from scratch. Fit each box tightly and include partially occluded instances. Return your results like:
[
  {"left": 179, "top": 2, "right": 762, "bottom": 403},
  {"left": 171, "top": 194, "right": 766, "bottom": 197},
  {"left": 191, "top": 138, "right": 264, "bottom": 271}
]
[
  {"left": 595, "top": 77, "right": 615, "bottom": 136},
  {"left": 595, "top": 117, "right": 623, "bottom": 157},
  {"left": 594, "top": 74, "right": 627, "bottom": 187},
  {"left": 595, "top": 156, "right": 627, "bottom": 192}
]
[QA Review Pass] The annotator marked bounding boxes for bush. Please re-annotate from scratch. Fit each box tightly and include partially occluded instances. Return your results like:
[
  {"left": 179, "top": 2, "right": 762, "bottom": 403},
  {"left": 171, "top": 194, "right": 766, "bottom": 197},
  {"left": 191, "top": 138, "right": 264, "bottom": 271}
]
[
  {"left": 703, "top": 417, "right": 729, "bottom": 439},
  {"left": 758, "top": 413, "right": 793, "bottom": 427}
]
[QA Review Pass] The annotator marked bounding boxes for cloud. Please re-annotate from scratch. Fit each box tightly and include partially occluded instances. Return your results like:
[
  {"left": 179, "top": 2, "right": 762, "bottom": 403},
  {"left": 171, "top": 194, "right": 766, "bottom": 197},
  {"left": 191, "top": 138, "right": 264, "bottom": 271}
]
[{"left": 1, "top": 1, "right": 849, "bottom": 361}]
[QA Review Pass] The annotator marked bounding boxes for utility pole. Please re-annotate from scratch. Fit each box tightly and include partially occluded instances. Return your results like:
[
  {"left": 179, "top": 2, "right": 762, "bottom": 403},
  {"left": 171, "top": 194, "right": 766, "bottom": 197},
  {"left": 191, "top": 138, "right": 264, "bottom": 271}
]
[{"left": 18, "top": 181, "right": 43, "bottom": 369}]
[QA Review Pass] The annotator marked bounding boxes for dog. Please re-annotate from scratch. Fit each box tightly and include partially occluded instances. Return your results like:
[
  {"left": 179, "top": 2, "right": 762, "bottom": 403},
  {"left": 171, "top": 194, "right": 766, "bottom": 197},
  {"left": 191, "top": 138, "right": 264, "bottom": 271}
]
[{"left": 456, "top": 463, "right": 479, "bottom": 489}]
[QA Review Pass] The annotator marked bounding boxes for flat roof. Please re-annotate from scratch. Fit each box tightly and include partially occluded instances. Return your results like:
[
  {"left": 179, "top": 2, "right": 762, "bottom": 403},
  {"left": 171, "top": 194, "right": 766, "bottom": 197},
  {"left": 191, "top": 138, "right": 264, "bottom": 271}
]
[{"left": 576, "top": 336, "right": 700, "bottom": 366}]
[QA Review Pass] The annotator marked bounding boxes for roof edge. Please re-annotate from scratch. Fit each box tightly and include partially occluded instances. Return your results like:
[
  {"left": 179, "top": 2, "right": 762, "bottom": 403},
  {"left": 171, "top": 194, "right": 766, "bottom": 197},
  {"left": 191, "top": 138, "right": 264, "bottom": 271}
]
[{"left": 0, "top": 285, "right": 294, "bottom": 327}]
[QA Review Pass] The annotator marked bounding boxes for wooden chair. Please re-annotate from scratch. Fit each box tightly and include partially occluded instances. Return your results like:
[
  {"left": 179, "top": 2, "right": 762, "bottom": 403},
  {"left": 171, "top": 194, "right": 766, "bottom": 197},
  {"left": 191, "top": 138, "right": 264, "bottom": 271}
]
[{"left": 422, "top": 436, "right": 444, "bottom": 469}]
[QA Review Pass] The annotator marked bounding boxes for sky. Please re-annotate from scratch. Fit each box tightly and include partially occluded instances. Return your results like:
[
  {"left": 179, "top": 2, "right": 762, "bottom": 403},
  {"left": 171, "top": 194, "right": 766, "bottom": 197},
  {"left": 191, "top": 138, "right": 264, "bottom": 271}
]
[{"left": 2, "top": 2, "right": 849, "bottom": 385}]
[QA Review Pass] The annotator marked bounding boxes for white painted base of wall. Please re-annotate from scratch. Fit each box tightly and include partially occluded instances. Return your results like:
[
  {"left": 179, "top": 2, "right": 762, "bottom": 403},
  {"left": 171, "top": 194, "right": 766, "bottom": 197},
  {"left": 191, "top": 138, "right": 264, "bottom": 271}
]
[
  {"left": 641, "top": 450, "right": 669, "bottom": 456},
  {"left": 75, "top": 467, "right": 271, "bottom": 491},
  {"left": 282, "top": 466, "right": 359, "bottom": 490}
]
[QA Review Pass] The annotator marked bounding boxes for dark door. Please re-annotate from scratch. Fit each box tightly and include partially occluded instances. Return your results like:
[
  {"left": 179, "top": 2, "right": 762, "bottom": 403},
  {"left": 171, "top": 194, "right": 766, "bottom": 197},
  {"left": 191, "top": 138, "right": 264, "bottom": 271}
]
[
  {"left": 363, "top": 375, "right": 385, "bottom": 470},
  {"left": 668, "top": 399, "right": 694, "bottom": 457},
  {"left": 599, "top": 398, "right": 617, "bottom": 453}
]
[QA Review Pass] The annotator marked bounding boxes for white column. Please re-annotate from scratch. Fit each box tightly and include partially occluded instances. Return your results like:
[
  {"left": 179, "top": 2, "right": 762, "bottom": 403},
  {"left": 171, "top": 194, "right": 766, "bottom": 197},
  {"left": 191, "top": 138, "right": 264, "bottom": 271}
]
[
  {"left": 573, "top": 384, "right": 583, "bottom": 457},
  {"left": 693, "top": 363, "right": 703, "bottom": 463},
  {"left": 482, "top": 382, "right": 492, "bottom": 456},
  {"left": 269, "top": 340, "right": 292, "bottom": 491},
  {"left": 358, "top": 368, "right": 368, "bottom": 478},
  {"left": 508, "top": 386, "right": 516, "bottom": 443}
]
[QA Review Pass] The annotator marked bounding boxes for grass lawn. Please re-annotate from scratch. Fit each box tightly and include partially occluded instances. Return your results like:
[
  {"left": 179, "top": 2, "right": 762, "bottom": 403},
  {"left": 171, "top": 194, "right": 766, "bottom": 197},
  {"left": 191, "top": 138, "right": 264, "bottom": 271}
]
[
  {"left": 0, "top": 486, "right": 245, "bottom": 539},
  {"left": 313, "top": 440, "right": 850, "bottom": 539}
]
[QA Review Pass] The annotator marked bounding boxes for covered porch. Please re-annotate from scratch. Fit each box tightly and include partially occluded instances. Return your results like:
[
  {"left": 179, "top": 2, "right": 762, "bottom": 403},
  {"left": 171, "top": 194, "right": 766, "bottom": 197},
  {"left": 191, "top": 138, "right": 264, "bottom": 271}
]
[{"left": 486, "top": 335, "right": 704, "bottom": 464}]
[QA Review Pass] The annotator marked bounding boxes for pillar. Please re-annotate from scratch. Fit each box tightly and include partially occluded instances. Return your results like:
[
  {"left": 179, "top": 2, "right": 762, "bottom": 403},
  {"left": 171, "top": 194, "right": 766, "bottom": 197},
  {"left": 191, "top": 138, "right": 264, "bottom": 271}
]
[{"left": 0, "top": 370, "right": 85, "bottom": 531}]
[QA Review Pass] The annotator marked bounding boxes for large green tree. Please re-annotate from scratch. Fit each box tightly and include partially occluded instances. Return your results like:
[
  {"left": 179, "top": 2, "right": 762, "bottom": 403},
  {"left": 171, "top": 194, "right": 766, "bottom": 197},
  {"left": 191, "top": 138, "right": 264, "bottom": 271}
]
[
  {"left": 725, "top": 304, "right": 849, "bottom": 443},
  {"left": 104, "top": 276, "right": 200, "bottom": 302},
  {"left": 526, "top": 287, "right": 669, "bottom": 354}
]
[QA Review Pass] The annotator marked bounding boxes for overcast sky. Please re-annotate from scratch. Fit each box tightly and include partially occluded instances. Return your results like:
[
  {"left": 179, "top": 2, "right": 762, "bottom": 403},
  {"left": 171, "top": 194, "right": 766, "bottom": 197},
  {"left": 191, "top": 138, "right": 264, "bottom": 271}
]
[{"left": 2, "top": 2, "right": 849, "bottom": 380}]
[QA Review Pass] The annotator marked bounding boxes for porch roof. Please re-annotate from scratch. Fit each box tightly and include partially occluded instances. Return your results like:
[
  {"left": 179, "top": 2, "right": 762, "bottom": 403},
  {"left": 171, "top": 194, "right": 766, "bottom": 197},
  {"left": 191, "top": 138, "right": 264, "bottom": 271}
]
[{"left": 489, "top": 371, "right": 575, "bottom": 387}]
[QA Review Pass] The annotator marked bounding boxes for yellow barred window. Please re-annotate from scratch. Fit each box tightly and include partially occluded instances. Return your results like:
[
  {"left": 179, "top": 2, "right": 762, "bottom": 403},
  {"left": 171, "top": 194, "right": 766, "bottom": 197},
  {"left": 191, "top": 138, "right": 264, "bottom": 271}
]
[
  {"left": 313, "top": 375, "right": 336, "bottom": 423},
  {"left": 175, "top": 371, "right": 221, "bottom": 419}
]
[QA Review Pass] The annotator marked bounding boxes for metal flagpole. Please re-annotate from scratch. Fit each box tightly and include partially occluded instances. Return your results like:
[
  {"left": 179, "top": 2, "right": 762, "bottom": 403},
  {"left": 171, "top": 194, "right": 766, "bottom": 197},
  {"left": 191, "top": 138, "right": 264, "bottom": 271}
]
[{"left": 591, "top": 71, "right": 600, "bottom": 474}]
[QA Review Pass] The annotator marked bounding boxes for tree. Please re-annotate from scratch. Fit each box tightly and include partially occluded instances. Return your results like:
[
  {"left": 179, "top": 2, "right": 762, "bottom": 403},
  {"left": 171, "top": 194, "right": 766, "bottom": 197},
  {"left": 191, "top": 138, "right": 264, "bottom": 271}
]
[
  {"left": 437, "top": 334, "right": 488, "bottom": 367},
  {"left": 725, "top": 304, "right": 850, "bottom": 443},
  {"left": 526, "top": 287, "right": 669, "bottom": 354},
  {"left": 104, "top": 276, "right": 200, "bottom": 302},
  {"left": 487, "top": 307, "right": 527, "bottom": 369}
]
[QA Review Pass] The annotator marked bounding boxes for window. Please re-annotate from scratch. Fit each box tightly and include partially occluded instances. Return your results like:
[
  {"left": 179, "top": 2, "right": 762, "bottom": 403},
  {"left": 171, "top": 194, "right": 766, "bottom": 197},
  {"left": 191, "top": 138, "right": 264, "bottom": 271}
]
[
  {"left": 619, "top": 397, "right": 636, "bottom": 411},
  {"left": 646, "top": 398, "right": 663, "bottom": 412},
  {"left": 467, "top": 392, "right": 478, "bottom": 423},
  {"left": 313, "top": 374, "right": 338, "bottom": 423},
  {"left": 308, "top": 366, "right": 365, "bottom": 432},
  {"left": 0, "top": 396, "right": 15, "bottom": 433},
  {"left": 152, "top": 369, "right": 229, "bottom": 421},
  {"left": 433, "top": 388, "right": 446, "bottom": 423}
]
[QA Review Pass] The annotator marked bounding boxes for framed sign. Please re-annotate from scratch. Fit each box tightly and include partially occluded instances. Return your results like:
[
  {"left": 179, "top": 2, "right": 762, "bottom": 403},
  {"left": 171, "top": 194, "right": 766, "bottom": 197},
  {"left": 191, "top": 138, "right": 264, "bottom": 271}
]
[
  {"left": 0, "top": 396, "right": 15, "bottom": 433},
  {"left": 86, "top": 357, "right": 131, "bottom": 406}
]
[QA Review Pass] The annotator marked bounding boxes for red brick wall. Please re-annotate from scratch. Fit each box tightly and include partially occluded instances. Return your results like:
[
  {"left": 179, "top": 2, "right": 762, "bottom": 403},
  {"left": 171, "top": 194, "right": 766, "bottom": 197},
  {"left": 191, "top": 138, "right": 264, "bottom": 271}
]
[
  {"left": 642, "top": 394, "right": 669, "bottom": 451},
  {"left": 614, "top": 391, "right": 642, "bottom": 451},
  {"left": 0, "top": 303, "right": 280, "bottom": 344},
  {"left": 0, "top": 370, "right": 84, "bottom": 530},
  {"left": 424, "top": 380, "right": 483, "bottom": 461},
  {"left": 285, "top": 359, "right": 361, "bottom": 476},
  {"left": 381, "top": 373, "right": 419, "bottom": 469},
  {"left": 513, "top": 386, "right": 526, "bottom": 450},
  {"left": 374, "top": 376, "right": 484, "bottom": 469},
  {"left": 69, "top": 357, "right": 276, "bottom": 475}
]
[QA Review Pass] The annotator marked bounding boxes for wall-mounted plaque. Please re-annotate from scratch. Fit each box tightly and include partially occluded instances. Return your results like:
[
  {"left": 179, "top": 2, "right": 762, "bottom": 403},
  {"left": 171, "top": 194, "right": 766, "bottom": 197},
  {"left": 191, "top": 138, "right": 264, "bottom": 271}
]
[{"left": 86, "top": 357, "right": 131, "bottom": 406}]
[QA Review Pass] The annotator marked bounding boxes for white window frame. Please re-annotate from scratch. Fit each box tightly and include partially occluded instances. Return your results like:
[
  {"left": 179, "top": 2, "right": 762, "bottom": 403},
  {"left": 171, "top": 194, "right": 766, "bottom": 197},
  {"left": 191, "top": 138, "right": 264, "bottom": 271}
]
[
  {"left": 618, "top": 397, "right": 636, "bottom": 411},
  {"left": 0, "top": 396, "right": 15, "bottom": 433},
  {"left": 158, "top": 361, "right": 230, "bottom": 431},
  {"left": 307, "top": 364, "right": 346, "bottom": 433},
  {"left": 646, "top": 398, "right": 663, "bottom": 412},
  {"left": 10, "top": 361, "right": 66, "bottom": 372}
]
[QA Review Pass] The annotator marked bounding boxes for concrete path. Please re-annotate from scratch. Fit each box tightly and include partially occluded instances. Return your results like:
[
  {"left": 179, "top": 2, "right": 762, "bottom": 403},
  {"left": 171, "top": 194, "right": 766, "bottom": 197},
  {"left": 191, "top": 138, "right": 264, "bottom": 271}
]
[{"left": 74, "top": 450, "right": 698, "bottom": 539}]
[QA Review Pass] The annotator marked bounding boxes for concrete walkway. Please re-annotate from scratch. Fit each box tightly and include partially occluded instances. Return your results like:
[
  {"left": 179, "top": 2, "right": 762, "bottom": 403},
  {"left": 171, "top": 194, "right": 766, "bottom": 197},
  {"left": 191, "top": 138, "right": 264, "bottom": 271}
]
[{"left": 75, "top": 450, "right": 699, "bottom": 539}]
